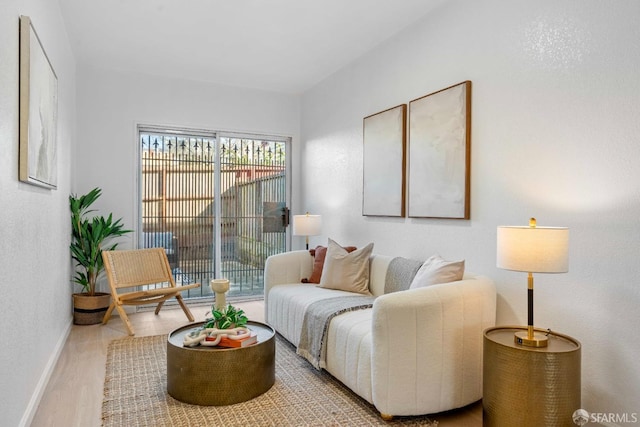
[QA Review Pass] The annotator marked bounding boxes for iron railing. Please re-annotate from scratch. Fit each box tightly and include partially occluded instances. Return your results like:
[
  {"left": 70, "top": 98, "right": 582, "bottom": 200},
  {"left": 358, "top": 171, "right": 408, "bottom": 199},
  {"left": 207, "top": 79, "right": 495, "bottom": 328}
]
[{"left": 140, "top": 132, "right": 287, "bottom": 300}]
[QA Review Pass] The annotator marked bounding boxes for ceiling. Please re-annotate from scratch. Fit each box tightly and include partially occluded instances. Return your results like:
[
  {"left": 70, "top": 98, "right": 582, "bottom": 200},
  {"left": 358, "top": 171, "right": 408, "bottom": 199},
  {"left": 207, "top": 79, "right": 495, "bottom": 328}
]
[{"left": 58, "top": 0, "right": 444, "bottom": 94}]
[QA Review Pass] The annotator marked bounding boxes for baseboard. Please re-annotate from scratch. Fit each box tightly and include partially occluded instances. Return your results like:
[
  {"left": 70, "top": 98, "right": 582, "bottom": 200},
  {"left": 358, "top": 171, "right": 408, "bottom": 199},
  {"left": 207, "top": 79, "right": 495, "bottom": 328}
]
[{"left": 19, "top": 319, "right": 72, "bottom": 427}]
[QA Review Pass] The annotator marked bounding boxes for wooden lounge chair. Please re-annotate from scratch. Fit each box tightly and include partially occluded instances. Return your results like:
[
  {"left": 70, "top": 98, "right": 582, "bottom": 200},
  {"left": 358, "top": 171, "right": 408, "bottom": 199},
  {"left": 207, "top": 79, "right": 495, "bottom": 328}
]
[{"left": 102, "top": 247, "right": 201, "bottom": 335}]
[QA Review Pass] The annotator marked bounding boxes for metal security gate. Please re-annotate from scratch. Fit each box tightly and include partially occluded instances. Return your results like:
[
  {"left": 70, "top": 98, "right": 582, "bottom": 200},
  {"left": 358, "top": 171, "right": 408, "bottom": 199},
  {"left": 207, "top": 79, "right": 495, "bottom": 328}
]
[{"left": 139, "top": 127, "right": 289, "bottom": 301}]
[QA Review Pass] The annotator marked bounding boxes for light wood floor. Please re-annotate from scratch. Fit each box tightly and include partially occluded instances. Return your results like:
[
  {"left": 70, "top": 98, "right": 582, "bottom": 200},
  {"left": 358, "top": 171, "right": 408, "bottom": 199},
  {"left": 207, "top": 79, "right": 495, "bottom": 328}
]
[{"left": 31, "top": 300, "right": 481, "bottom": 427}]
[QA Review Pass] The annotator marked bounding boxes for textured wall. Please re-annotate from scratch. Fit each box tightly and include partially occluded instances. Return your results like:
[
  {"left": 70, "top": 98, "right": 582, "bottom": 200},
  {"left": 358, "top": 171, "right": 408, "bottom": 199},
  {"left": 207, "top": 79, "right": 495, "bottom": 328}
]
[
  {"left": 74, "top": 67, "right": 301, "bottom": 256},
  {"left": 0, "top": 1, "right": 76, "bottom": 426},
  {"left": 300, "top": 0, "right": 640, "bottom": 421}
]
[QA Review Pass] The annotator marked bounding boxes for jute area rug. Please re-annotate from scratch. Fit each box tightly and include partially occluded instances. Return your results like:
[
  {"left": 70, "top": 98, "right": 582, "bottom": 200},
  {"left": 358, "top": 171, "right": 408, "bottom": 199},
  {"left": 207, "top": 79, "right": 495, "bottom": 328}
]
[{"left": 102, "top": 334, "right": 438, "bottom": 426}]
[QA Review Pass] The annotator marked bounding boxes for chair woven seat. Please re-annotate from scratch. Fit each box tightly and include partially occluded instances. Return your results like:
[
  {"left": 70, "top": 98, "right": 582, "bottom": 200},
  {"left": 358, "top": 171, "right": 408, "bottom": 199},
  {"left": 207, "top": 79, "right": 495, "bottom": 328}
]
[{"left": 102, "top": 247, "right": 200, "bottom": 335}]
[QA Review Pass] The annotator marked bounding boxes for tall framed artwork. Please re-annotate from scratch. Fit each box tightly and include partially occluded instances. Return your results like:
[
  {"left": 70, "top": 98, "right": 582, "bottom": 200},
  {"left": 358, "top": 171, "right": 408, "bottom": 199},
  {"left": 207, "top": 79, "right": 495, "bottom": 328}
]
[
  {"left": 362, "top": 104, "right": 407, "bottom": 217},
  {"left": 19, "top": 15, "right": 58, "bottom": 189},
  {"left": 408, "top": 81, "right": 471, "bottom": 219}
]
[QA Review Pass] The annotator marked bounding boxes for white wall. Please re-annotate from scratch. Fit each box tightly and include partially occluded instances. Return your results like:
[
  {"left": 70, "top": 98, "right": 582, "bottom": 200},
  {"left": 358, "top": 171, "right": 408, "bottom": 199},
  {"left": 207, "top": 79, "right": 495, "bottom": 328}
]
[
  {"left": 0, "top": 1, "right": 76, "bottom": 426},
  {"left": 300, "top": 0, "right": 640, "bottom": 421},
  {"left": 75, "top": 67, "right": 301, "bottom": 257},
  {"left": 3, "top": 0, "right": 637, "bottom": 424}
]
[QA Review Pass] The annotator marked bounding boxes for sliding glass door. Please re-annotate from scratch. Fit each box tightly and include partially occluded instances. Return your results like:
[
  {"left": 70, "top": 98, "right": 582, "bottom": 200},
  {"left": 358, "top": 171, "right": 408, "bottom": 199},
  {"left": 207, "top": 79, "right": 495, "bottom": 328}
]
[{"left": 139, "top": 127, "right": 290, "bottom": 301}]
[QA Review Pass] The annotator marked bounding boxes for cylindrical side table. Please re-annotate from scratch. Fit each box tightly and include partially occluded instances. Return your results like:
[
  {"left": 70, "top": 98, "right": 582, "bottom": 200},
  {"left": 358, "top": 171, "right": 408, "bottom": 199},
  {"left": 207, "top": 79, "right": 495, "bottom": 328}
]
[{"left": 483, "top": 326, "right": 581, "bottom": 427}]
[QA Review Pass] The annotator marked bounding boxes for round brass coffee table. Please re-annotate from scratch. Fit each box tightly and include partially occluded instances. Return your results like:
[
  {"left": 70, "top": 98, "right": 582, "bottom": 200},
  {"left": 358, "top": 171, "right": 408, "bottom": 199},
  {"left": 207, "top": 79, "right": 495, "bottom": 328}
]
[{"left": 167, "top": 320, "right": 275, "bottom": 406}]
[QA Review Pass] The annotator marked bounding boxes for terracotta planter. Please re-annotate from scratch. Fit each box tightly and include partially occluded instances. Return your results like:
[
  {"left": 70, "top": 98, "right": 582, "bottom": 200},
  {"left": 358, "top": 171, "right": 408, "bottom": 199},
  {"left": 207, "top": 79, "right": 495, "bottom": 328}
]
[{"left": 72, "top": 292, "right": 111, "bottom": 325}]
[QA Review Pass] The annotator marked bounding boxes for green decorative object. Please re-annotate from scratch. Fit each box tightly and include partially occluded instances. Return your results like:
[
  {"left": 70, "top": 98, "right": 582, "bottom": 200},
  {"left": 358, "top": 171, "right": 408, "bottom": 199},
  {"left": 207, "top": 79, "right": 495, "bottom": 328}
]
[{"left": 204, "top": 304, "right": 248, "bottom": 330}]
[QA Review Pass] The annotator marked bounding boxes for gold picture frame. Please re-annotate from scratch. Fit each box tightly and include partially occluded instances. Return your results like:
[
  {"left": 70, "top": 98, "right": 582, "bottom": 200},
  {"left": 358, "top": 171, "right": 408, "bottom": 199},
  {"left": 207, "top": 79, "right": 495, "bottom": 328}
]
[
  {"left": 362, "top": 104, "right": 407, "bottom": 217},
  {"left": 408, "top": 81, "right": 471, "bottom": 219},
  {"left": 19, "top": 15, "right": 58, "bottom": 189}
]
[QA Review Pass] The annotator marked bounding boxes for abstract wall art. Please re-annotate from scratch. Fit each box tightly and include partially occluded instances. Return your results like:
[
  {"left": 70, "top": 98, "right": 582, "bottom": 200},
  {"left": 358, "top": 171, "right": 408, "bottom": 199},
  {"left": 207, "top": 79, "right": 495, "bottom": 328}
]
[
  {"left": 362, "top": 104, "right": 407, "bottom": 217},
  {"left": 19, "top": 15, "right": 58, "bottom": 189},
  {"left": 408, "top": 81, "right": 471, "bottom": 219}
]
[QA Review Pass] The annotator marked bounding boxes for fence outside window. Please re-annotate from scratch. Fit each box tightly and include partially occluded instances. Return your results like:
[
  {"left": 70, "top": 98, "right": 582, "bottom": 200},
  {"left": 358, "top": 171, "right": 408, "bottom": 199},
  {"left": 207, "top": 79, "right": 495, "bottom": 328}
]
[{"left": 139, "top": 129, "right": 289, "bottom": 302}]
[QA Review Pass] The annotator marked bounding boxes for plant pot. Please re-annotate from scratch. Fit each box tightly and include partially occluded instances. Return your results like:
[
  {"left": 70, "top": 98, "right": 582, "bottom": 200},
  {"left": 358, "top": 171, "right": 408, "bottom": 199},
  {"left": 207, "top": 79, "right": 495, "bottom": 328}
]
[{"left": 72, "top": 292, "right": 111, "bottom": 325}]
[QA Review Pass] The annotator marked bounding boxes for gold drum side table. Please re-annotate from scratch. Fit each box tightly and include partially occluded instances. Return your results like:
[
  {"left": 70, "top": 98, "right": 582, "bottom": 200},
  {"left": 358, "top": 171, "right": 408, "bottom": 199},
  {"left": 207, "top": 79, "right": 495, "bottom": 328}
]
[{"left": 483, "top": 326, "right": 581, "bottom": 427}]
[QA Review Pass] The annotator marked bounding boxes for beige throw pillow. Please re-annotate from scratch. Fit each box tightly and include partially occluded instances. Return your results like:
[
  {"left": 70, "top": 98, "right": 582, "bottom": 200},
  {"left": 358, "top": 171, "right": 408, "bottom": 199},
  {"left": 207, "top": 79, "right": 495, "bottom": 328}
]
[
  {"left": 409, "top": 254, "right": 465, "bottom": 289},
  {"left": 318, "top": 239, "right": 374, "bottom": 295},
  {"left": 301, "top": 245, "right": 357, "bottom": 284}
]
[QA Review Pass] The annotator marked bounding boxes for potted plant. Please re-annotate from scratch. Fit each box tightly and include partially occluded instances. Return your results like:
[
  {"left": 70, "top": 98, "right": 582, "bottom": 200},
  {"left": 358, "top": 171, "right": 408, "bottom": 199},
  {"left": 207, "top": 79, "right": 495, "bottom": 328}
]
[
  {"left": 203, "top": 304, "right": 248, "bottom": 330},
  {"left": 70, "top": 187, "right": 132, "bottom": 325}
]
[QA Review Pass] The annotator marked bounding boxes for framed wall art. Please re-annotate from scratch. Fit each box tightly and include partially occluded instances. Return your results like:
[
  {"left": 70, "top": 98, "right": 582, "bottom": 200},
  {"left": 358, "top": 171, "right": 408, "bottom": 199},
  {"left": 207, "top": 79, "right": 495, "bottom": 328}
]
[
  {"left": 362, "top": 104, "right": 407, "bottom": 217},
  {"left": 408, "top": 81, "right": 471, "bottom": 219},
  {"left": 19, "top": 15, "right": 58, "bottom": 189}
]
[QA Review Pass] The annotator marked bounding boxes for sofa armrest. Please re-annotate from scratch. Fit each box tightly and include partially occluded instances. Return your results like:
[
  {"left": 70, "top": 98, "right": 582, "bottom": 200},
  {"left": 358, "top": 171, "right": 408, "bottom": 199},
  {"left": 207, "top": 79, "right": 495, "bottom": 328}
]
[
  {"left": 370, "top": 275, "right": 496, "bottom": 416},
  {"left": 263, "top": 250, "right": 313, "bottom": 322}
]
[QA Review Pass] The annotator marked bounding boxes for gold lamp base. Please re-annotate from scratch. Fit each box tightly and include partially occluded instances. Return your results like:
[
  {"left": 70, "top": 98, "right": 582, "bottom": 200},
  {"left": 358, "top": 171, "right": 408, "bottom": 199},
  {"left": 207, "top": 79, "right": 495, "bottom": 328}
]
[{"left": 514, "top": 330, "right": 548, "bottom": 347}]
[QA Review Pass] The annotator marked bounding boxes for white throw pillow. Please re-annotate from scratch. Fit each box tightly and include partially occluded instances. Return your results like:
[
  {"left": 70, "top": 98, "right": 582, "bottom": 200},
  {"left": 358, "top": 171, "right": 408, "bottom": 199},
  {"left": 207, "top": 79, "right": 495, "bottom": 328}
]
[
  {"left": 318, "top": 238, "right": 374, "bottom": 295},
  {"left": 409, "top": 254, "right": 465, "bottom": 289}
]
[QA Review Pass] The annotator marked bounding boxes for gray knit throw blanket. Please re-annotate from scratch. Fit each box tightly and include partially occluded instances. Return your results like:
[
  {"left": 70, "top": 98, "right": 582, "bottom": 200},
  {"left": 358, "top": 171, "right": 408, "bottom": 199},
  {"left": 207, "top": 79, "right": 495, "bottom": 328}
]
[
  {"left": 297, "top": 257, "right": 423, "bottom": 370},
  {"left": 384, "top": 257, "right": 423, "bottom": 294},
  {"left": 297, "top": 295, "right": 375, "bottom": 370}
]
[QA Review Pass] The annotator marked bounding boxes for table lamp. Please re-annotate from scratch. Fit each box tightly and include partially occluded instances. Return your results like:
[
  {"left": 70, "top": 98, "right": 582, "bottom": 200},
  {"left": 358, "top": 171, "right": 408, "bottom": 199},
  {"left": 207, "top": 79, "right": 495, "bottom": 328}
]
[
  {"left": 292, "top": 212, "right": 322, "bottom": 249},
  {"left": 496, "top": 218, "right": 569, "bottom": 347}
]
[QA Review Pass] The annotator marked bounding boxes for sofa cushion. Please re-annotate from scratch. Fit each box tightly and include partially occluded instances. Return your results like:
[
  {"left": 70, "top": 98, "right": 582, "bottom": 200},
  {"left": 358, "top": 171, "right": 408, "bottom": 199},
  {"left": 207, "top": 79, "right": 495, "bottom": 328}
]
[
  {"left": 267, "top": 284, "right": 360, "bottom": 346},
  {"left": 325, "top": 309, "right": 374, "bottom": 404},
  {"left": 409, "top": 254, "right": 465, "bottom": 289},
  {"left": 302, "top": 244, "right": 357, "bottom": 284},
  {"left": 318, "top": 239, "right": 374, "bottom": 295}
]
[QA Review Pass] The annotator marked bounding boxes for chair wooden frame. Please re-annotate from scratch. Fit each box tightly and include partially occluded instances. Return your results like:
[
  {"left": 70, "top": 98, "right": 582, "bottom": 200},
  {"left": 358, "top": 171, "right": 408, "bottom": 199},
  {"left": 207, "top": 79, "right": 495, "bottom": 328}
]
[{"left": 102, "top": 247, "right": 201, "bottom": 335}]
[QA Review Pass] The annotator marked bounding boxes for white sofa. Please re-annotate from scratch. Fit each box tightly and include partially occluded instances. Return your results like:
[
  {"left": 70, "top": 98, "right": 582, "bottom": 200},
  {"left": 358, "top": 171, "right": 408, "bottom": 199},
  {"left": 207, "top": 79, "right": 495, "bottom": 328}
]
[{"left": 264, "top": 250, "right": 496, "bottom": 419}]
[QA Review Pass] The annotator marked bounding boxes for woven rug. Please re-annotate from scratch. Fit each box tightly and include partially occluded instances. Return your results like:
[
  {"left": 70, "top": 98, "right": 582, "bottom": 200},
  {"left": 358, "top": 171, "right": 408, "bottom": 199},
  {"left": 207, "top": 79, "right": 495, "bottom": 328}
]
[{"left": 102, "top": 334, "right": 438, "bottom": 426}]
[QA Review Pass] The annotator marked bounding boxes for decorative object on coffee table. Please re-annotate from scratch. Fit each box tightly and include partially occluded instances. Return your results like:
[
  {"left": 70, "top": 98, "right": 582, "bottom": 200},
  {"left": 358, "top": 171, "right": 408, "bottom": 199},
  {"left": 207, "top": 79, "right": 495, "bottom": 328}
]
[
  {"left": 210, "top": 278, "right": 229, "bottom": 309},
  {"left": 182, "top": 284, "right": 250, "bottom": 347},
  {"left": 183, "top": 325, "right": 251, "bottom": 347}
]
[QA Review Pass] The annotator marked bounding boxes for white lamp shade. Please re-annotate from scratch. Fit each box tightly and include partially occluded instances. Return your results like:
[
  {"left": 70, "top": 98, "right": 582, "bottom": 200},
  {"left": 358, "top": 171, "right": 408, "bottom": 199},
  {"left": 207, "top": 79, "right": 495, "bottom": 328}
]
[
  {"left": 292, "top": 214, "right": 322, "bottom": 236},
  {"left": 497, "top": 225, "right": 569, "bottom": 273}
]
